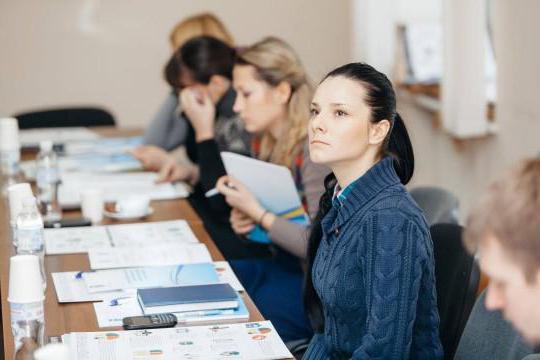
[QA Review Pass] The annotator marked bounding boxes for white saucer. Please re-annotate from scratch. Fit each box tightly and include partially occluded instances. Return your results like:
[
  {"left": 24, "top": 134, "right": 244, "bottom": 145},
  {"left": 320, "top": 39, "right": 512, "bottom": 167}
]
[{"left": 103, "top": 207, "right": 154, "bottom": 220}]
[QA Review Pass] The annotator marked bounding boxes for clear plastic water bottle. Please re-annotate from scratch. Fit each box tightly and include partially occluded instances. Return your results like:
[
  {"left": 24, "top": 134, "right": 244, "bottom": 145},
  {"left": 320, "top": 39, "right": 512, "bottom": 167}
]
[
  {"left": 16, "top": 196, "right": 46, "bottom": 289},
  {"left": 36, "top": 141, "right": 62, "bottom": 221}
]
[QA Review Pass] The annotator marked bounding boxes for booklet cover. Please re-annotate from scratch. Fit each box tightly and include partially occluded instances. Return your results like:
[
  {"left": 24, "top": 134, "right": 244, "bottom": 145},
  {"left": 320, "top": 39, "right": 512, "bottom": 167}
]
[{"left": 138, "top": 283, "right": 238, "bottom": 314}]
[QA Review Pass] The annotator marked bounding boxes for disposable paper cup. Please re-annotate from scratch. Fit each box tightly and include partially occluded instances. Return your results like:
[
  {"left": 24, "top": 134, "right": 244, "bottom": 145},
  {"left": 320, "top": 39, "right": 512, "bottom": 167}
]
[
  {"left": 8, "top": 255, "right": 45, "bottom": 304},
  {"left": 0, "top": 117, "right": 20, "bottom": 151},
  {"left": 81, "top": 188, "right": 104, "bottom": 224},
  {"left": 7, "top": 183, "right": 33, "bottom": 222}
]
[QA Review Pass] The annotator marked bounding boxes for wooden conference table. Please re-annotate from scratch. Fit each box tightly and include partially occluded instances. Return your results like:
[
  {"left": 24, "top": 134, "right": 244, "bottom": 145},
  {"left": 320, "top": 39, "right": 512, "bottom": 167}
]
[{"left": 0, "top": 127, "right": 265, "bottom": 359}]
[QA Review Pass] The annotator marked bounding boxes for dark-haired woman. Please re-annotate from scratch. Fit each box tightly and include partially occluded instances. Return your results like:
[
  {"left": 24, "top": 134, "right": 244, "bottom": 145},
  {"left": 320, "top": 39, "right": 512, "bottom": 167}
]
[
  {"left": 133, "top": 36, "right": 251, "bottom": 185},
  {"left": 303, "top": 63, "right": 443, "bottom": 359}
]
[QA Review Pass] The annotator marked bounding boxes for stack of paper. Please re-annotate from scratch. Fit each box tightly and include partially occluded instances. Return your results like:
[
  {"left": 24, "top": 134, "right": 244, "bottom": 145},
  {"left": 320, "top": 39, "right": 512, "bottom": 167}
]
[
  {"left": 58, "top": 172, "right": 189, "bottom": 208},
  {"left": 52, "top": 261, "right": 244, "bottom": 303},
  {"left": 51, "top": 262, "right": 248, "bottom": 328},
  {"left": 93, "top": 290, "right": 249, "bottom": 328},
  {"left": 19, "top": 127, "right": 100, "bottom": 148},
  {"left": 62, "top": 321, "right": 292, "bottom": 360},
  {"left": 44, "top": 220, "right": 199, "bottom": 255},
  {"left": 62, "top": 136, "right": 144, "bottom": 156}
]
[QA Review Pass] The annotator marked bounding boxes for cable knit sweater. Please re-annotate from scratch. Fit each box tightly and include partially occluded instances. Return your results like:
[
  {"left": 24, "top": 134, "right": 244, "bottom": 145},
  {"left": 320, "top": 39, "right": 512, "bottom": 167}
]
[{"left": 304, "top": 157, "right": 443, "bottom": 359}]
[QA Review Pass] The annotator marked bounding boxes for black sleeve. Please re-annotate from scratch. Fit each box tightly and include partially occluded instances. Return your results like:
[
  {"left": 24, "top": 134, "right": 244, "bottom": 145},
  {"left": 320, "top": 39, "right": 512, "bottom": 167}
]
[{"left": 196, "top": 138, "right": 231, "bottom": 220}]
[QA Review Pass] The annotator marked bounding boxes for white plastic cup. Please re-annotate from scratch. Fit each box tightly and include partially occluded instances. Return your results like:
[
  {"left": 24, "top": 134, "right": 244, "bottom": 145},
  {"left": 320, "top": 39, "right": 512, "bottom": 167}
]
[
  {"left": 34, "top": 343, "right": 69, "bottom": 360},
  {"left": 0, "top": 117, "right": 20, "bottom": 152},
  {"left": 81, "top": 188, "right": 104, "bottom": 224},
  {"left": 8, "top": 255, "right": 45, "bottom": 304}
]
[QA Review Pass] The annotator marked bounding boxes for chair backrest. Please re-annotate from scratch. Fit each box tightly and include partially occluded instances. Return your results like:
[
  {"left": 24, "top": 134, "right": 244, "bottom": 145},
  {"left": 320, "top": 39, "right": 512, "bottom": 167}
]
[
  {"left": 411, "top": 186, "right": 460, "bottom": 225},
  {"left": 454, "top": 291, "right": 538, "bottom": 360},
  {"left": 13, "top": 107, "right": 116, "bottom": 129},
  {"left": 430, "top": 223, "right": 480, "bottom": 360}
]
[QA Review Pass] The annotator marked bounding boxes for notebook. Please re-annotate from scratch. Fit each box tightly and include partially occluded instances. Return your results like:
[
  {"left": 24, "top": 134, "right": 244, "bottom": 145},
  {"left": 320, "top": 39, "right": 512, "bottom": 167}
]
[{"left": 138, "top": 283, "right": 238, "bottom": 314}]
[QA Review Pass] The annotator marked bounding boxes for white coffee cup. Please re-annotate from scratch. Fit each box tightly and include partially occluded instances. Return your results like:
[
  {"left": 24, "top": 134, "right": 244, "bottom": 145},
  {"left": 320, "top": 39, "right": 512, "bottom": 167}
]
[
  {"left": 115, "top": 194, "right": 150, "bottom": 217},
  {"left": 7, "top": 183, "right": 33, "bottom": 222},
  {"left": 8, "top": 255, "right": 45, "bottom": 304},
  {"left": 0, "top": 117, "right": 20, "bottom": 152},
  {"left": 80, "top": 188, "right": 104, "bottom": 224}
]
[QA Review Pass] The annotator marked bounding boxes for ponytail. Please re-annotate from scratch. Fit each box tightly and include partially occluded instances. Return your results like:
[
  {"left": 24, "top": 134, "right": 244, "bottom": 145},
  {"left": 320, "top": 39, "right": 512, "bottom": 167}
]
[
  {"left": 303, "top": 173, "right": 336, "bottom": 332},
  {"left": 388, "top": 113, "right": 414, "bottom": 185}
]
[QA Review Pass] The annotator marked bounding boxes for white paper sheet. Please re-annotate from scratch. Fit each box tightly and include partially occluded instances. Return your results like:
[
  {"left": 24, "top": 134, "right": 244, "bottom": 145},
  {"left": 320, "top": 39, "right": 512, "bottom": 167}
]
[
  {"left": 45, "top": 226, "right": 110, "bottom": 255},
  {"left": 88, "top": 243, "right": 212, "bottom": 270},
  {"left": 214, "top": 261, "right": 245, "bottom": 292},
  {"left": 51, "top": 272, "right": 126, "bottom": 303},
  {"left": 58, "top": 172, "right": 189, "bottom": 207},
  {"left": 221, "top": 152, "right": 303, "bottom": 213},
  {"left": 106, "top": 220, "right": 199, "bottom": 248},
  {"left": 44, "top": 220, "right": 199, "bottom": 255},
  {"left": 19, "top": 127, "right": 100, "bottom": 148},
  {"left": 63, "top": 321, "right": 292, "bottom": 360},
  {"left": 84, "top": 263, "right": 219, "bottom": 293}
]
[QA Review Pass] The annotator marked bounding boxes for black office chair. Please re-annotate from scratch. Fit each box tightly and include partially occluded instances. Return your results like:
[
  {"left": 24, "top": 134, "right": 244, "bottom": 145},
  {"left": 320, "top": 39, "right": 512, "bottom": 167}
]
[
  {"left": 411, "top": 186, "right": 460, "bottom": 225},
  {"left": 431, "top": 223, "right": 480, "bottom": 360},
  {"left": 13, "top": 107, "right": 116, "bottom": 129}
]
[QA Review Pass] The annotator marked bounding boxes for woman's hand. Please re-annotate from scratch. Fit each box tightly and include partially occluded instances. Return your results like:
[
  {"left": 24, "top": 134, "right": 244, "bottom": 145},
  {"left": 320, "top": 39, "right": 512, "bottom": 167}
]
[
  {"left": 230, "top": 208, "right": 256, "bottom": 235},
  {"left": 180, "top": 87, "right": 215, "bottom": 142},
  {"left": 216, "top": 175, "right": 265, "bottom": 221},
  {"left": 157, "top": 159, "right": 199, "bottom": 185},
  {"left": 130, "top": 145, "right": 171, "bottom": 171}
]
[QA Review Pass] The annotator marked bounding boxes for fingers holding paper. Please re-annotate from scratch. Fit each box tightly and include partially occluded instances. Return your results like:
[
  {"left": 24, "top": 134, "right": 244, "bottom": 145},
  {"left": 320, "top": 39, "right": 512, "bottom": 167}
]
[
  {"left": 230, "top": 208, "right": 255, "bottom": 235},
  {"left": 216, "top": 175, "right": 264, "bottom": 220}
]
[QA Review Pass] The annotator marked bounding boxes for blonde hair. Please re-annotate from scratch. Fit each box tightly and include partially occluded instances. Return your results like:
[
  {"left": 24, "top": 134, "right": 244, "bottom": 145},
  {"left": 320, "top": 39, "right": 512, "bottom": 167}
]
[
  {"left": 169, "top": 13, "right": 234, "bottom": 50},
  {"left": 237, "top": 37, "right": 313, "bottom": 169},
  {"left": 464, "top": 157, "right": 540, "bottom": 282}
]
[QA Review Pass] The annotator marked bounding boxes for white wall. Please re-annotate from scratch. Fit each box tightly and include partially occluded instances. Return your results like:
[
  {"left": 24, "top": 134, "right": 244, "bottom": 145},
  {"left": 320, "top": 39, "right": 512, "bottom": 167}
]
[
  {"left": 0, "top": 0, "right": 352, "bottom": 127},
  {"left": 352, "top": 0, "right": 441, "bottom": 73},
  {"left": 404, "top": 0, "right": 540, "bottom": 217}
]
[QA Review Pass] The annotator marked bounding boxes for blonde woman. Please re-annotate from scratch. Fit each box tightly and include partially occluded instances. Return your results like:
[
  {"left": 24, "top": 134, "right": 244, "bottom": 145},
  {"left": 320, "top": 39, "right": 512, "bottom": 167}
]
[
  {"left": 191, "top": 37, "right": 328, "bottom": 341},
  {"left": 137, "top": 13, "right": 236, "bottom": 167}
]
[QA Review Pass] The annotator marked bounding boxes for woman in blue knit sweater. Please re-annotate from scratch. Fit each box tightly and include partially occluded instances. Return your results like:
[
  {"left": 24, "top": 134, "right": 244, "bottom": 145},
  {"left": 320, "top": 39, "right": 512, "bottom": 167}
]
[{"left": 303, "top": 63, "right": 443, "bottom": 359}]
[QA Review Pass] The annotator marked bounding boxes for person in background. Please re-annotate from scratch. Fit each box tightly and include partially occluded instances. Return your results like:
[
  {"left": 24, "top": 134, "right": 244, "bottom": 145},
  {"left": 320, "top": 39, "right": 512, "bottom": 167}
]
[
  {"left": 191, "top": 37, "right": 326, "bottom": 341},
  {"left": 133, "top": 35, "right": 250, "bottom": 186},
  {"left": 459, "top": 157, "right": 540, "bottom": 359},
  {"left": 134, "top": 13, "right": 236, "bottom": 173},
  {"left": 302, "top": 63, "right": 443, "bottom": 359}
]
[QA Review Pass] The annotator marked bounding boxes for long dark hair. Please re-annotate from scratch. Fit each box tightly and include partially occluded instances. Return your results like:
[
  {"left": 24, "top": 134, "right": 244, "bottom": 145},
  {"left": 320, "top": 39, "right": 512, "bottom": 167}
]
[{"left": 304, "top": 62, "right": 415, "bottom": 332}]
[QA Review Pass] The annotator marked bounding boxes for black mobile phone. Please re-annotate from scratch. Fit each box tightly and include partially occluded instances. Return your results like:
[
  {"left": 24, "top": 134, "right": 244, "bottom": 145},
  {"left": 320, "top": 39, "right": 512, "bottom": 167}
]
[
  {"left": 43, "top": 217, "right": 92, "bottom": 228},
  {"left": 122, "top": 313, "right": 178, "bottom": 330}
]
